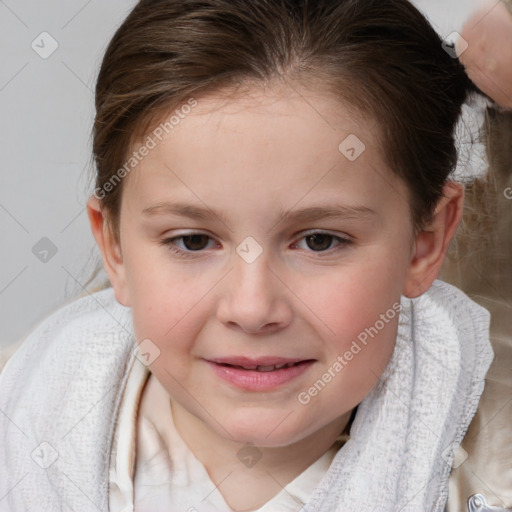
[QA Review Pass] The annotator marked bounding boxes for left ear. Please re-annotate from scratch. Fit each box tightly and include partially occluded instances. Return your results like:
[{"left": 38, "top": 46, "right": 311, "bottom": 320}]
[{"left": 403, "top": 180, "right": 464, "bottom": 298}]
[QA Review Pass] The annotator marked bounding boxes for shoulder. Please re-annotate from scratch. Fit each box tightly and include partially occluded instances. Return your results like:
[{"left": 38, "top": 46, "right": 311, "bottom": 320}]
[
  {"left": 417, "top": 279, "right": 491, "bottom": 326},
  {"left": 0, "top": 288, "right": 137, "bottom": 508},
  {"left": 410, "top": 280, "right": 493, "bottom": 377},
  {"left": 0, "top": 288, "right": 133, "bottom": 382}
]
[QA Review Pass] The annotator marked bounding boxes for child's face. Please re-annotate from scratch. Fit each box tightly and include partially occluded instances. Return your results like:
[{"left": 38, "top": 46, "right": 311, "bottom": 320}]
[{"left": 111, "top": 84, "right": 417, "bottom": 446}]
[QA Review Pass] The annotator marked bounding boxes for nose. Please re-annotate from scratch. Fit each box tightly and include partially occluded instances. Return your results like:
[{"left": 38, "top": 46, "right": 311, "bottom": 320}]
[{"left": 216, "top": 251, "right": 293, "bottom": 335}]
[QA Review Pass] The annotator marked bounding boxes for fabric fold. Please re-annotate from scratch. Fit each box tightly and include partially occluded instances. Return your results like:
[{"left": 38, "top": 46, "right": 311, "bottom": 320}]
[
  {"left": 0, "top": 280, "right": 493, "bottom": 512},
  {"left": 302, "top": 280, "right": 493, "bottom": 512}
]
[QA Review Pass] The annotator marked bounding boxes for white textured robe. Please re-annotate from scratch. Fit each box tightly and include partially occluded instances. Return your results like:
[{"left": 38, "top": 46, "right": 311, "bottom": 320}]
[{"left": 0, "top": 280, "right": 493, "bottom": 511}]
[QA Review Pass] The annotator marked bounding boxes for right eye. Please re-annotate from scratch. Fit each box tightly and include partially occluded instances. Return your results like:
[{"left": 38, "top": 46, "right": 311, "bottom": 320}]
[{"left": 159, "top": 233, "right": 218, "bottom": 257}]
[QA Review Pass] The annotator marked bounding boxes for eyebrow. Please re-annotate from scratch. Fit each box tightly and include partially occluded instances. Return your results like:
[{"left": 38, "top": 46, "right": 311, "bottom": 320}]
[
  {"left": 142, "top": 201, "right": 376, "bottom": 230},
  {"left": 275, "top": 204, "right": 376, "bottom": 225}
]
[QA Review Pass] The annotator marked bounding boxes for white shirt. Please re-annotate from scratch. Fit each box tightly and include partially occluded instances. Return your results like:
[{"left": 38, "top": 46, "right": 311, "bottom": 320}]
[{"left": 109, "top": 358, "right": 348, "bottom": 512}]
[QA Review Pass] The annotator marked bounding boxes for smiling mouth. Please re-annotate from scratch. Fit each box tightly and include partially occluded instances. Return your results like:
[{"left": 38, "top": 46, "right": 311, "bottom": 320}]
[
  {"left": 215, "top": 361, "right": 313, "bottom": 372},
  {"left": 206, "top": 359, "right": 315, "bottom": 390}
]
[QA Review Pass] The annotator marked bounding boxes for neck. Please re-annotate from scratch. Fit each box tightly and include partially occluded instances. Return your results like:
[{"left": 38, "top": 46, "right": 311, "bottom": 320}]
[{"left": 170, "top": 398, "right": 351, "bottom": 511}]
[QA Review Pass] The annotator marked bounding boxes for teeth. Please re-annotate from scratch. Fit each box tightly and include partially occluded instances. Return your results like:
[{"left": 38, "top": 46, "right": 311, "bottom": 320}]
[
  {"left": 256, "top": 365, "right": 277, "bottom": 372},
  {"left": 225, "top": 362, "right": 300, "bottom": 371},
  {"left": 252, "top": 363, "right": 297, "bottom": 371}
]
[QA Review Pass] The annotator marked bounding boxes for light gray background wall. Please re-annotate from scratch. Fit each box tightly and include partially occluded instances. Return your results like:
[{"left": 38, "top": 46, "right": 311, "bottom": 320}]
[
  {"left": 0, "top": 0, "right": 484, "bottom": 349},
  {"left": 1, "top": 1, "right": 138, "bottom": 349}
]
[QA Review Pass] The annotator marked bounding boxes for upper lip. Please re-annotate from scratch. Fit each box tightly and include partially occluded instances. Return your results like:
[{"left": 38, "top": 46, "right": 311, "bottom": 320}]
[{"left": 206, "top": 356, "right": 313, "bottom": 367}]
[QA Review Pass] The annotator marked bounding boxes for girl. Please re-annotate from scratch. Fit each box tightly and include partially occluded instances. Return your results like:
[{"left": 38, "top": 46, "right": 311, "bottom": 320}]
[{"left": 0, "top": 0, "right": 501, "bottom": 510}]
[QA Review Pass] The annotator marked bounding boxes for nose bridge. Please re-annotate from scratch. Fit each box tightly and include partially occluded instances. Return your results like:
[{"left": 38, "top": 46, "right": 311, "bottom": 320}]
[
  {"left": 216, "top": 238, "right": 291, "bottom": 333},
  {"left": 232, "top": 235, "right": 274, "bottom": 289},
  {"left": 232, "top": 240, "right": 275, "bottom": 306}
]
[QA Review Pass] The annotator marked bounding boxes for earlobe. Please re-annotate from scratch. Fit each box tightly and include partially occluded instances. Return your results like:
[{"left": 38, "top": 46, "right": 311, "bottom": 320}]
[
  {"left": 86, "top": 196, "right": 131, "bottom": 306},
  {"left": 402, "top": 181, "right": 464, "bottom": 298}
]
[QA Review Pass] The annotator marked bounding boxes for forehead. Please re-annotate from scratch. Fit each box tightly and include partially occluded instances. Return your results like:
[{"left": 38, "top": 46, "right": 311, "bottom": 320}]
[{"left": 122, "top": 83, "right": 410, "bottom": 221}]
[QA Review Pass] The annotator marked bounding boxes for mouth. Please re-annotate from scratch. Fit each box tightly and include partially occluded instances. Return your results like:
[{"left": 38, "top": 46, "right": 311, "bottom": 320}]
[
  {"left": 205, "top": 357, "right": 316, "bottom": 391},
  {"left": 207, "top": 356, "right": 314, "bottom": 371},
  {"left": 213, "top": 361, "right": 310, "bottom": 372}
]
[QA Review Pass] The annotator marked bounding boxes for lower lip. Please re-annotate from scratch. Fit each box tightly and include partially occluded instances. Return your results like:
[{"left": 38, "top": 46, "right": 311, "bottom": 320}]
[{"left": 205, "top": 360, "right": 314, "bottom": 391}]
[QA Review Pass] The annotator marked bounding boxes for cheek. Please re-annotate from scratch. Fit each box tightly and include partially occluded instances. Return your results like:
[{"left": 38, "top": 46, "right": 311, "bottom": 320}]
[
  {"left": 121, "top": 233, "right": 204, "bottom": 334},
  {"left": 297, "top": 289, "right": 400, "bottom": 421},
  {"left": 130, "top": 278, "right": 206, "bottom": 346},
  {"left": 124, "top": 254, "right": 204, "bottom": 352},
  {"left": 289, "top": 249, "right": 405, "bottom": 400},
  {"left": 294, "top": 254, "right": 406, "bottom": 345}
]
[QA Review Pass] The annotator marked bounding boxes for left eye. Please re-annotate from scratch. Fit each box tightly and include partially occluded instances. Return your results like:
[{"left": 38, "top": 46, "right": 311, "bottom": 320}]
[{"left": 293, "top": 232, "right": 351, "bottom": 252}]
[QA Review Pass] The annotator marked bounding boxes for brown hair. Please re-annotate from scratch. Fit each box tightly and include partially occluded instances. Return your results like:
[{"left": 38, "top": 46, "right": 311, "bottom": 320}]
[{"left": 88, "top": 0, "right": 482, "bottom": 291}]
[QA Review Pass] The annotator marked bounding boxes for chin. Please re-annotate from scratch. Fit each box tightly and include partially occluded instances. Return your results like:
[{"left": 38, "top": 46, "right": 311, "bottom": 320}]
[{"left": 215, "top": 410, "right": 308, "bottom": 448}]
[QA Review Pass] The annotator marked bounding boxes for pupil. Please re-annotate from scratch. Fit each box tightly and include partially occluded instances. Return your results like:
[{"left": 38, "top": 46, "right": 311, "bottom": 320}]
[
  {"left": 184, "top": 234, "right": 208, "bottom": 251},
  {"left": 306, "top": 234, "right": 332, "bottom": 251}
]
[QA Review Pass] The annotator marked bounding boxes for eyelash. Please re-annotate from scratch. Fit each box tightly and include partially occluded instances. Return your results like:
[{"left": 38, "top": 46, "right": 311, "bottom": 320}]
[{"left": 158, "top": 231, "right": 353, "bottom": 258}]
